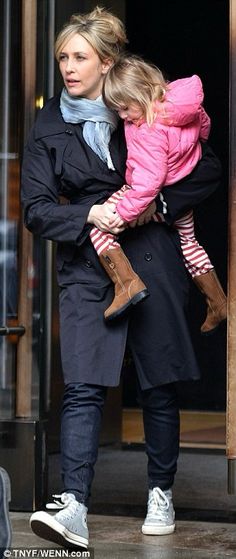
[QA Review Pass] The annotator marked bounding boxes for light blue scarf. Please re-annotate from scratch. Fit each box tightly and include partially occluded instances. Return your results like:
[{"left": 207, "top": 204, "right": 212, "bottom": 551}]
[{"left": 60, "top": 87, "right": 119, "bottom": 170}]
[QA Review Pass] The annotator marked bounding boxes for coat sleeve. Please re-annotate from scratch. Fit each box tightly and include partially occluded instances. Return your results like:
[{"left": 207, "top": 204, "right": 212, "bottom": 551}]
[
  {"left": 21, "top": 128, "right": 93, "bottom": 245},
  {"left": 116, "top": 127, "right": 168, "bottom": 222}
]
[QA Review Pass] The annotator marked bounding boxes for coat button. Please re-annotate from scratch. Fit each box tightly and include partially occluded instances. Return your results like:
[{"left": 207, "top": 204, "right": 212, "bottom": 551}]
[
  {"left": 144, "top": 252, "right": 152, "bottom": 261},
  {"left": 84, "top": 259, "right": 92, "bottom": 268},
  {"left": 65, "top": 128, "right": 73, "bottom": 135}
]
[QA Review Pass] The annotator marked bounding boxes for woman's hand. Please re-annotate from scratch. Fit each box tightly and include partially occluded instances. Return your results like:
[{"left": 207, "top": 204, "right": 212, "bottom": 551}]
[
  {"left": 87, "top": 202, "right": 126, "bottom": 235},
  {"left": 129, "top": 201, "right": 157, "bottom": 228}
]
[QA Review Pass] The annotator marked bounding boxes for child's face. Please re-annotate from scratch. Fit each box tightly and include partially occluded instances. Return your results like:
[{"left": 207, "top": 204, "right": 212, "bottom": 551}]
[{"left": 117, "top": 102, "right": 144, "bottom": 125}]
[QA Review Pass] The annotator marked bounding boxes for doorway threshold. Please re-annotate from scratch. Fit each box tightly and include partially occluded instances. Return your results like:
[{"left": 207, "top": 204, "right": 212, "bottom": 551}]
[{"left": 122, "top": 409, "right": 226, "bottom": 450}]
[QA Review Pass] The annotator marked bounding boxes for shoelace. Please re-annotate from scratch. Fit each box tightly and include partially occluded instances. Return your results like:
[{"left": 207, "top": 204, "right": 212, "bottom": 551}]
[
  {"left": 147, "top": 487, "right": 170, "bottom": 519},
  {"left": 46, "top": 492, "right": 76, "bottom": 510},
  {"left": 46, "top": 493, "right": 81, "bottom": 522}
]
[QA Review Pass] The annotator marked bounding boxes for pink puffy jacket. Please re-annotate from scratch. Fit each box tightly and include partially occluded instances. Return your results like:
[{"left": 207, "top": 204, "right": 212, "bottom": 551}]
[{"left": 116, "top": 75, "right": 211, "bottom": 222}]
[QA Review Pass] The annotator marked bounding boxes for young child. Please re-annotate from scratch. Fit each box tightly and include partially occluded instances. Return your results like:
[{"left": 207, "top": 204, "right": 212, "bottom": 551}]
[{"left": 90, "top": 55, "right": 226, "bottom": 334}]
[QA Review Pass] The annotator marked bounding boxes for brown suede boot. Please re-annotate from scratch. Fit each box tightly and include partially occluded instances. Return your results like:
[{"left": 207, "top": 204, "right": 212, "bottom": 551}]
[
  {"left": 193, "top": 269, "right": 227, "bottom": 335},
  {"left": 99, "top": 247, "right": 149, "bottom": 321}
]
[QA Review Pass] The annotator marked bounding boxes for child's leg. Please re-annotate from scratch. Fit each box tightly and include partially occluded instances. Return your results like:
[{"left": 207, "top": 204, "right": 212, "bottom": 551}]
[
  {"left": 90, "top": 186, "right": 148, "bottom": 321},
  {"left": 173, "top": 210, "right": 213, "bottom": 278},
  {"left": 174, "top": 210, "right": 226, "bottom": 334},
  {"left": 90, "top": 228, "right": 120, "bottom": 255},
  {"left": 89, "top": 185, "right": 130, "bottom": 254}
]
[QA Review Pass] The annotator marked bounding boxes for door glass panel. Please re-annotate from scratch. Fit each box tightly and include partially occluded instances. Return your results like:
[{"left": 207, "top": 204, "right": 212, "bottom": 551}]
[{"left": 0, "top": 0, "right": 21, "bottom": 417}]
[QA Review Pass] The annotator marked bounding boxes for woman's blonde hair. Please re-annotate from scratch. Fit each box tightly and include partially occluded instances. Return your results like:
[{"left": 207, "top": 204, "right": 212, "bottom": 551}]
[
  {"left": 103, "top": 55, "right": 168, "bottom": 126},
  {"left": 55, "top": 6, "right": 128, "bottom": 63}
]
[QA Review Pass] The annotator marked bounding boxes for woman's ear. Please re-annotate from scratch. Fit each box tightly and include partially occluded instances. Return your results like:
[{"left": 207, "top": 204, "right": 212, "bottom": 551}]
[{"left": 101, "top": 58, "right": 114, "bottom": 75}]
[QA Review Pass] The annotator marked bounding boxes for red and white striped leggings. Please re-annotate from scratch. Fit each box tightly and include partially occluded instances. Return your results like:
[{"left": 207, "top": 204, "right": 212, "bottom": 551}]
[{"left": 90, "top": 185, "right": 213, "bottom": 278}]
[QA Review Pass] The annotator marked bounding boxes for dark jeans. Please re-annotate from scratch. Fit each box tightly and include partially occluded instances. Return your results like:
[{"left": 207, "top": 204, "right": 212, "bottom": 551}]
[
  {"left": 61, "top": 382, "right": 179, "bottom": 505},
  {"left": 136, "top": 380, "right": 180, "bottom": 491}
]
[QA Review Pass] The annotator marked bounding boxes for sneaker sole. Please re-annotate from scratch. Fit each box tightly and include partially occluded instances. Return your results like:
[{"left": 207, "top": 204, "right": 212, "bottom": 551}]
[
  {"left": 30, "top": 511, "right": 88, "bottom": 549},
  {"left": 142, "top": 523, "right": 175, "bottom": 535}
]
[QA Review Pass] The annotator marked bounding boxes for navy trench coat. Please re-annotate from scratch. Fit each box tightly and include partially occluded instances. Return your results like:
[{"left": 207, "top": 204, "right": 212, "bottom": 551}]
[{"left": 21, "top": 94, "right": 200, "bottom": 389}]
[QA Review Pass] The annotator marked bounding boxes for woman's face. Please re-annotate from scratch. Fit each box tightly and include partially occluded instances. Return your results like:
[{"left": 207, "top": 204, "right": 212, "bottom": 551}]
[{"left": 59, "top": 34, "right": 111, "bottom": 99}]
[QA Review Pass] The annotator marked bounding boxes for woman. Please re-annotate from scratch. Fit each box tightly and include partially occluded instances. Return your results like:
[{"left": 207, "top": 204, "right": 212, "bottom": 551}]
[{"left": 21, "top": 6, "right": 201, "bottom": 550}]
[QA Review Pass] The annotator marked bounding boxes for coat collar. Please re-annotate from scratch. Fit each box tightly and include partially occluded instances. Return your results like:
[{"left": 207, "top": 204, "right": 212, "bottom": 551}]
[
  {"left": 34, "top": 92, "right": 126, "bottom": 176},
  {"left": 34, "top": 93, "right": 71, "bottom": 140}
]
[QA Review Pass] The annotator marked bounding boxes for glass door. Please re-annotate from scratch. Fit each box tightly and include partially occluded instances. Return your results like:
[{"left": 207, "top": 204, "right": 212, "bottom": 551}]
[
  {"left": 0, "top": 0, "right": 22, "bottom": 417},
  {"left": 0, "top": 0, "right": 56, "bottom": 511}
]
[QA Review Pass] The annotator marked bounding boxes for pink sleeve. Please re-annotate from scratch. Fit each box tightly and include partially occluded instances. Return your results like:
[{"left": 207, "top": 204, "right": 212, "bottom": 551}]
[
  {"left": 199, "top": 106, "right": 211, "bottom": 141},
  {"left": 117, "top": 127, "right": 168, "bottom": 223},
  {"left": 125, "top": 165, "right": 132, "bottom": 186}
]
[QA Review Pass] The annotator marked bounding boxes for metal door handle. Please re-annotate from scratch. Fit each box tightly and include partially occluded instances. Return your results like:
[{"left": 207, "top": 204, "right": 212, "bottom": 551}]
[{"left": 0, "top": 325, "right": 25, "bottom": 336}]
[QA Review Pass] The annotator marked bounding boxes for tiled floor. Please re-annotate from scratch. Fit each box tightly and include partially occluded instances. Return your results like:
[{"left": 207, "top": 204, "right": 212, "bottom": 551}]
[
  {"left": 8, "top": 448, "right": 236, "bottom": 558},
  {"left": 49, "top": 448, "right": 236, "bottom": 521},
  {"left": 11, "top": 512, "right": 236, "bottom": 558}
]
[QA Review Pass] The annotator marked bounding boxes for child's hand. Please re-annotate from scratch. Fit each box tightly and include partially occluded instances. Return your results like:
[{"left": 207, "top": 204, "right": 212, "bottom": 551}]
[
  {"left": 109, "top": 207, "right": 126, "bottom": 228},
  {"left": 87, "top": 202, "right": 126, "bottom": 234}
]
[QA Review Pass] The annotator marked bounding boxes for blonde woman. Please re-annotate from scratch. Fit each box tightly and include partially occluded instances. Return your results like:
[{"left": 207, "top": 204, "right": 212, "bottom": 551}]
[{"left": 22, "top": 7, "right": 205, "bottom": 550}]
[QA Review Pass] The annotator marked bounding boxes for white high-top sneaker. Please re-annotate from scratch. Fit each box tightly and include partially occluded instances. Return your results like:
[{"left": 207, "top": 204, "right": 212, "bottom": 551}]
[
  {"left": 142, "top": 487, "right": 175, "bottom": 535},
  {"left": 30, "top": 493, "right": 89, "bottom": 548}
]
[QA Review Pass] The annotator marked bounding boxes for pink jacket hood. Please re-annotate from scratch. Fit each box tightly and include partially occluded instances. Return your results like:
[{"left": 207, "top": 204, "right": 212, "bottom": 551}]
[
  {"left": 155, "top": 75, "right": 205, "bottom": 127},
  {"left": 116, "top": 75, "right": 211, "bottom": 223}
]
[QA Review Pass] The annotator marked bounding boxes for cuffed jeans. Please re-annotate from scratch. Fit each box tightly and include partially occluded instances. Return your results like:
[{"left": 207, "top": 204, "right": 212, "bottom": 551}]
[
  {"left": 136, "top": 380, "right": 180, "bottom": 491},
  {"left": 61, "top": 382, "right": 179, "bottom": 505}
]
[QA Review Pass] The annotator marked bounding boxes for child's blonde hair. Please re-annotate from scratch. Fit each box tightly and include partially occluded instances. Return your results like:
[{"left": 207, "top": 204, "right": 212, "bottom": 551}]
[
  {"left": 103, "top": 55, "right": 168, "bottom": 126},
  {"left": 55, "top": 6, "right": 128, "bottom": 63}
]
